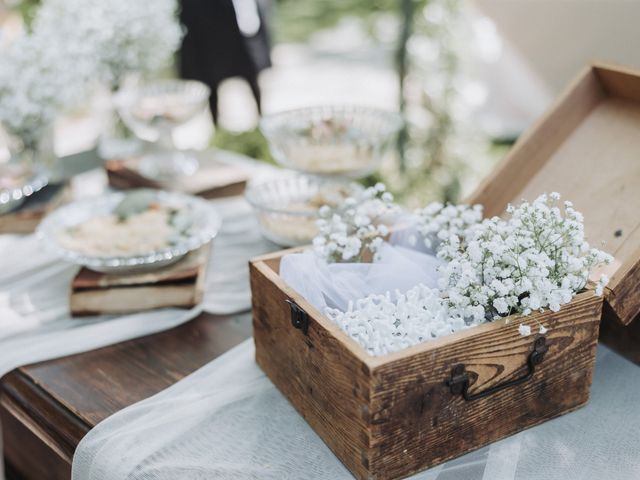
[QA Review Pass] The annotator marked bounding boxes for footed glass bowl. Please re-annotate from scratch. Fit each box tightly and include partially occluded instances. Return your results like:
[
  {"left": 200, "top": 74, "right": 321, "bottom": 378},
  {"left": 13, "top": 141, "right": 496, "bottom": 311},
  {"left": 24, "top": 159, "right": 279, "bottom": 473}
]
[
  {"left": 245, "top": 177, "right": 361, "bottom": 247},
  {"left": 259, "top": 105, "right": 402, "bottom": 178},
  {"left": 116, "top": 79, "right": 211, "bottom": 180},
  {"left": 37, "top": 190, "right": 221, "bottom": 273}
]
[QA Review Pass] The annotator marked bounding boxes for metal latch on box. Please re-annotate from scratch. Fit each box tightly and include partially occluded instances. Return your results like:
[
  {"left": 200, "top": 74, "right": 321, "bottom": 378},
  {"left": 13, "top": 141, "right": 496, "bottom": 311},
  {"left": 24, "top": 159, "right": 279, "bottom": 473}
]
[
  {"left": 446, "top": 335, "right": 548, "bottom": 401},
  {"left": 286, "top": 299, "right": 309, "bottom": 335}
]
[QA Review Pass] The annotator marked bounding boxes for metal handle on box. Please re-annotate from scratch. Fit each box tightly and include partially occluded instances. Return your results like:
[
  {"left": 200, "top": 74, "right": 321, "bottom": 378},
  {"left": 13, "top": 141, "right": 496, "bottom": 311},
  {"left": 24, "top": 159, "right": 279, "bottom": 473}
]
[
  {"left": 446, "top": 335, "right": 548, "bottom": 402},
  {"left": 286, "top": 299, "right": 309, "bottom": 335}
]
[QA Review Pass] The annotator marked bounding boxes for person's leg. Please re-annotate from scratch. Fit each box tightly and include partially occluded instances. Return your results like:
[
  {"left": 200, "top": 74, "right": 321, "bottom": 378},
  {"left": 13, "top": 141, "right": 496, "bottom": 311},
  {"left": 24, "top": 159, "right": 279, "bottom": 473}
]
[
  {"left": 209, "top": 85, "right": 220, "bottom": 125},
  {"left": 246, "top": 75, "right": 262, "bottom": 115},
  {"left": 179, "top": 0, "right": 223, "bottom": 126}
]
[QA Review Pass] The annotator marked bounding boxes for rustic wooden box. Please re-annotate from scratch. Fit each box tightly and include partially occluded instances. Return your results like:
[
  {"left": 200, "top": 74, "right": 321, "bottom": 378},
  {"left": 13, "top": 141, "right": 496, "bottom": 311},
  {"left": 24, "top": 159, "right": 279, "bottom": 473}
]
[{"left": 249, "top": 62, "right": 640, "bottom": 480}]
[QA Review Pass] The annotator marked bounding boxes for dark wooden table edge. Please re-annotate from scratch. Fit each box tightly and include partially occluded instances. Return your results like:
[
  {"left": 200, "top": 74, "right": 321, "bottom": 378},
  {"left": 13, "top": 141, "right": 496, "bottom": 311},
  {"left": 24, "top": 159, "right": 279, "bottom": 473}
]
[
  {"left": 1, "top": 311, "right": 254, "bottom": 479},
  {"left": 1, "top": 369, "right": 90, "bottom": 461}
]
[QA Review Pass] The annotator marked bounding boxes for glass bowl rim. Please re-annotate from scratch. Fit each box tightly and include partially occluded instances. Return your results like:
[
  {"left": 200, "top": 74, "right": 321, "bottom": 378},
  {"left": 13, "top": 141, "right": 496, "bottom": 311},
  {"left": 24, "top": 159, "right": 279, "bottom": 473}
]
[
  {"left": 114, "top": 78, "right": 211, "bottom": 109},
  {"left": 259, "top": 104, "right": 404, "bottom": 138},
  {"left": 245, "top": 177, "right": 364, "bottom": 217},
  {"left": 0, "top": 173, "right": 48, "bottom": 207}
]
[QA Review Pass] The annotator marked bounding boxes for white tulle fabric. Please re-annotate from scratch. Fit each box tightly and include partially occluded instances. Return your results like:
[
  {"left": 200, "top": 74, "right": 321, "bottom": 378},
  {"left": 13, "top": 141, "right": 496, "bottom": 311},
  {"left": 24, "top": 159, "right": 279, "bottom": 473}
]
[
  {"left": 72, "top": 338, "right": 640, "bottom": 480},
  {"left": 280, "top": 243, "right": 443, "bottom": 312}
]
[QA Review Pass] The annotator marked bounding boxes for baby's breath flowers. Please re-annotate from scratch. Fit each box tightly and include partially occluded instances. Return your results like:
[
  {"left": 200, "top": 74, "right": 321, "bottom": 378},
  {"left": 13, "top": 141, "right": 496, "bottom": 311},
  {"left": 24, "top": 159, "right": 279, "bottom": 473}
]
[
  {"left": 33, "top": 0, "right": 182, "bottom": 88},
  {"left": 438, "top": 193, "right": 613, "bottom": 321},
  {"left": 415, "top": 202, "right": 483, "bottom": 251},
  {"left": 307, "top": 190, "right": 613, "bottom": 356},
  {"left": 313, "top": 183, "right": 396, "bottom": 263},
  {"left": 0, "top": 0, "right": 182, "bottom": 158},
  {"left": 325, "top": 284, "right": 463, "bottom": 357}
]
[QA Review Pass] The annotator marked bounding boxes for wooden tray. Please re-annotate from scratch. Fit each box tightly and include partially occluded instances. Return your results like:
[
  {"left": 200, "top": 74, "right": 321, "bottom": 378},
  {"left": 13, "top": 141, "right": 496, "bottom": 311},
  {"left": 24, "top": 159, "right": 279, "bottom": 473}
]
[
  {"left": 467, "top": 62, "right": 640, "bottom": 363},
  {"left": 106, "top": 153, "right": 249, "bottom": 199}
]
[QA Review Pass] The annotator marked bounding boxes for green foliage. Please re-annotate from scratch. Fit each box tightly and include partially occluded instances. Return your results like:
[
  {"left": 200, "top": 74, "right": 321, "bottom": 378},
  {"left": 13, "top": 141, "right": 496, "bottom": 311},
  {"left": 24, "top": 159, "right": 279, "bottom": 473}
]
[
  {"left": 274, "top": 0, "right": 400, "bottom": 42},
  {"left": 212, "top": 127, "right": 275, "bottom": 164},
  {"left": 10, "top": 0, "right": 41, "bottom": 29}
]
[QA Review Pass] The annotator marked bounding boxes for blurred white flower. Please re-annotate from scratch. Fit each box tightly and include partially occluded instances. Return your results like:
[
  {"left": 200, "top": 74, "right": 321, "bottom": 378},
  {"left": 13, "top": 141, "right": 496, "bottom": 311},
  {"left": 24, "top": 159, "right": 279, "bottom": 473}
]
[
  {"left": 313, "top": 183, "right": 396, "bottom": 263},
  {"left": 34, "top": 0, "right": 182, "bottom": 87},
  {"left": 0, "top": 0, "right": 182, "bottom": 148}
]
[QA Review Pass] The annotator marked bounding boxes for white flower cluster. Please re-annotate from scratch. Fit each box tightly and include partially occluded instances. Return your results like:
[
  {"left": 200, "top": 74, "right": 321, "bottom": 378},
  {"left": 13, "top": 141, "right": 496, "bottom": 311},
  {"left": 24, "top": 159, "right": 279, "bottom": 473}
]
[
  {"left": 438, "top": 193, "right": 613, "bottom": 320},
  {"left": 415, "top": 201, "right": 483, "bottom": 251},
  {"left": 326, "top": 284, "right": 466, "bottom": 356},
  {"left": 313, "top": 183, "right": 395, "bottom": 263},
  {"left": 34, "top": 0, "right": 182, "bottom": 87},
  {"left": 319, "top": 192, "right": 613, "bottom": 356},
  {"left": 0, "top": 0, "right": 182, "bottom": 148},
  {"left": 0, "top": 33, "right": 78, "bottom": 150}
]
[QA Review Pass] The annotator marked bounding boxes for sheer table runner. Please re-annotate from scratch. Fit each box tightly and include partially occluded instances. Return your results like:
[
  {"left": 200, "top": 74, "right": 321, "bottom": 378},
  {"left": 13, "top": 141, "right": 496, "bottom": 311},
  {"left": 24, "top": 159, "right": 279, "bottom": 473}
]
[{"left": 73, "top": 338, "right": 640, "bottom": 480}]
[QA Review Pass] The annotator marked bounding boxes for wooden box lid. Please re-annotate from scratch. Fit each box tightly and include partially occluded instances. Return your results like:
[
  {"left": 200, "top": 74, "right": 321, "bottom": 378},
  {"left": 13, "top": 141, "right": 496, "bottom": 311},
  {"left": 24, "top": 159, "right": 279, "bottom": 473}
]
[{"left": 468, "top": 63, "right": 640, "bottom": 326}]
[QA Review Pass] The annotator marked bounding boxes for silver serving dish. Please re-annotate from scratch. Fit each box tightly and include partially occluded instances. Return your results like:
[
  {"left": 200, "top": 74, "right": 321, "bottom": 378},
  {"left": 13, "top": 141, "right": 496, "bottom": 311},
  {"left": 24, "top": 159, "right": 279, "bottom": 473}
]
[
  {"left": 245, "top": 176, "right": 362, "bottom": 247},
  {"left": 0, "top": 174, "right": 48, "bottom": 215},
  {"left": 37, "top": 190, "right": 221, "bottom": 273},
  {"left": 260, "top": 105, "right": 402, "bottom": 178}
]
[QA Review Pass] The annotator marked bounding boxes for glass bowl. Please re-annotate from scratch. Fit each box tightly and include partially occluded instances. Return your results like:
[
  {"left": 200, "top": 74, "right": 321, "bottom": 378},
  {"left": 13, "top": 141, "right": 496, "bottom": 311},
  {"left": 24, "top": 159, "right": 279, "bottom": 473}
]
[
  {"left": 0, "top": 172, "right": 48, "bottom": 214},
  {"left": 37, "top": 190, "right": 221, "bottom": 273},
  {"left": 116, "top": 79, "right": 211, "bottom": 179},
  {"left": 259, "top": 105, "right": 402, "bottom": 178},
  {"left": 245, "top": 176, "right": 362, "bottom": 247}
]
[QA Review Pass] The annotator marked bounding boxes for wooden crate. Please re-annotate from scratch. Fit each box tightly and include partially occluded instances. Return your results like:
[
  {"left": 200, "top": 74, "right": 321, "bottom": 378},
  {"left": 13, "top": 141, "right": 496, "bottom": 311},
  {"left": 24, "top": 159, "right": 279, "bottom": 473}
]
[
  {"left": 249, "top": 62, "right": 640, "bottom": 479},
  {"left": 251, "top": 255, "right": 601, "bottom": 480}
]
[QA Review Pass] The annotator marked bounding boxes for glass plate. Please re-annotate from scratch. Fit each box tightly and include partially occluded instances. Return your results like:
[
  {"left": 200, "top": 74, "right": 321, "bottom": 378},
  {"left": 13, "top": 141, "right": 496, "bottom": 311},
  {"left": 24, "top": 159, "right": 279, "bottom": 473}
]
[
  {"left": 37, "top": 190, "right": 221, "bottom": 273},
  {"left": 0, "top": 173, "right": 48, "bottom": 215}
]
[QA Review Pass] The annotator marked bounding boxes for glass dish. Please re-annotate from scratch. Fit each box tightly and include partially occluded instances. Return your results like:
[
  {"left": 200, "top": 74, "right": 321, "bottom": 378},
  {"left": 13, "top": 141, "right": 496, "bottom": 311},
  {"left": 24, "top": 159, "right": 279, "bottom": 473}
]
[
  {"left": 37, "top": 190, "right": 221, "bottom": 273},
  {"left": 0, "top": 173, "right": 48, "bottom": 215},
  {"left": 116, "top": 79, "right": 211, "bottom": 180},
  {"left": 245, "top": 176, "right": 361, "bottom": 247},
  {"left": 259, "top": 105, "right": 402, "bottom": 178}
]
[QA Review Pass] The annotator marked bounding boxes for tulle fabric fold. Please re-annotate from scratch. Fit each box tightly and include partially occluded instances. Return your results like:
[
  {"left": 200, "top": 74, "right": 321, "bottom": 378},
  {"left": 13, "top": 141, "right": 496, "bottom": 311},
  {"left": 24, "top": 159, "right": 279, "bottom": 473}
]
[{"left": 280, "top": 242, "right": 443, "bottom": 312}]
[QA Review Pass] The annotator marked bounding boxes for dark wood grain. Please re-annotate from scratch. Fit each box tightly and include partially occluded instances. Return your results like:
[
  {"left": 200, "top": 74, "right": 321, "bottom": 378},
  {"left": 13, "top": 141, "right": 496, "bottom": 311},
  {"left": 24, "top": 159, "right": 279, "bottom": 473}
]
[
  {"left": 1, "top": 311, "right": 252, "bottom": 480},
  {"left": 599, "top": 304, "right": 640, "bottom": 364}
]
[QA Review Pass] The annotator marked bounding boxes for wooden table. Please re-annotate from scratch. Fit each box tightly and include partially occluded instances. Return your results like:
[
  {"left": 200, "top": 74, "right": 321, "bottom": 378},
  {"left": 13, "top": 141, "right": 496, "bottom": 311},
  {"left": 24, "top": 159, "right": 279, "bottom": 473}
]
[
  {"left": 0, "top": 312, "right": 252, "bottom": 480},
  {"left": 1, "top": 310, "right": 638, "bottom": 480}
]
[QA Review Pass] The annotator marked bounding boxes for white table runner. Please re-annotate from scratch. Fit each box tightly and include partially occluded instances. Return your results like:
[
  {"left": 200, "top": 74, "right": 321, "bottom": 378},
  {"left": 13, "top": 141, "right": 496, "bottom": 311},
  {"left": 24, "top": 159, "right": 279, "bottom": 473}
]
[{"left": 72, "top": 337, "right": 640, "bottom": 480}]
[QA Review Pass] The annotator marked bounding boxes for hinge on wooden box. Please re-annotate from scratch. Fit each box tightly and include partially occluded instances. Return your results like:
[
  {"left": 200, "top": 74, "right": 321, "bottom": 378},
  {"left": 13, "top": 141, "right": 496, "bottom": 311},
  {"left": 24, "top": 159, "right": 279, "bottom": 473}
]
[
  {"left": 286, "top": 299, "right": 309, "bottom": 335},
  {"left": 446, "top": 335, "right": 548, "bottom": 401}
]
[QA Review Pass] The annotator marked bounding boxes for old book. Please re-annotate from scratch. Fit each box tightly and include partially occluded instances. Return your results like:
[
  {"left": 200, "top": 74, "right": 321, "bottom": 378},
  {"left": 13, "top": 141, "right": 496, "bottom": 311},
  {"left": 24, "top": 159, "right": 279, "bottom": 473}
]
[
  {"left": 105, "top": 154, "right": 249, "bottom": 199},
  {"left": 0, "top": 183, "right": 69, "bottom": 234},
  {"left": 70, "top": 245, "right": 210, "bottom": 316}
]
